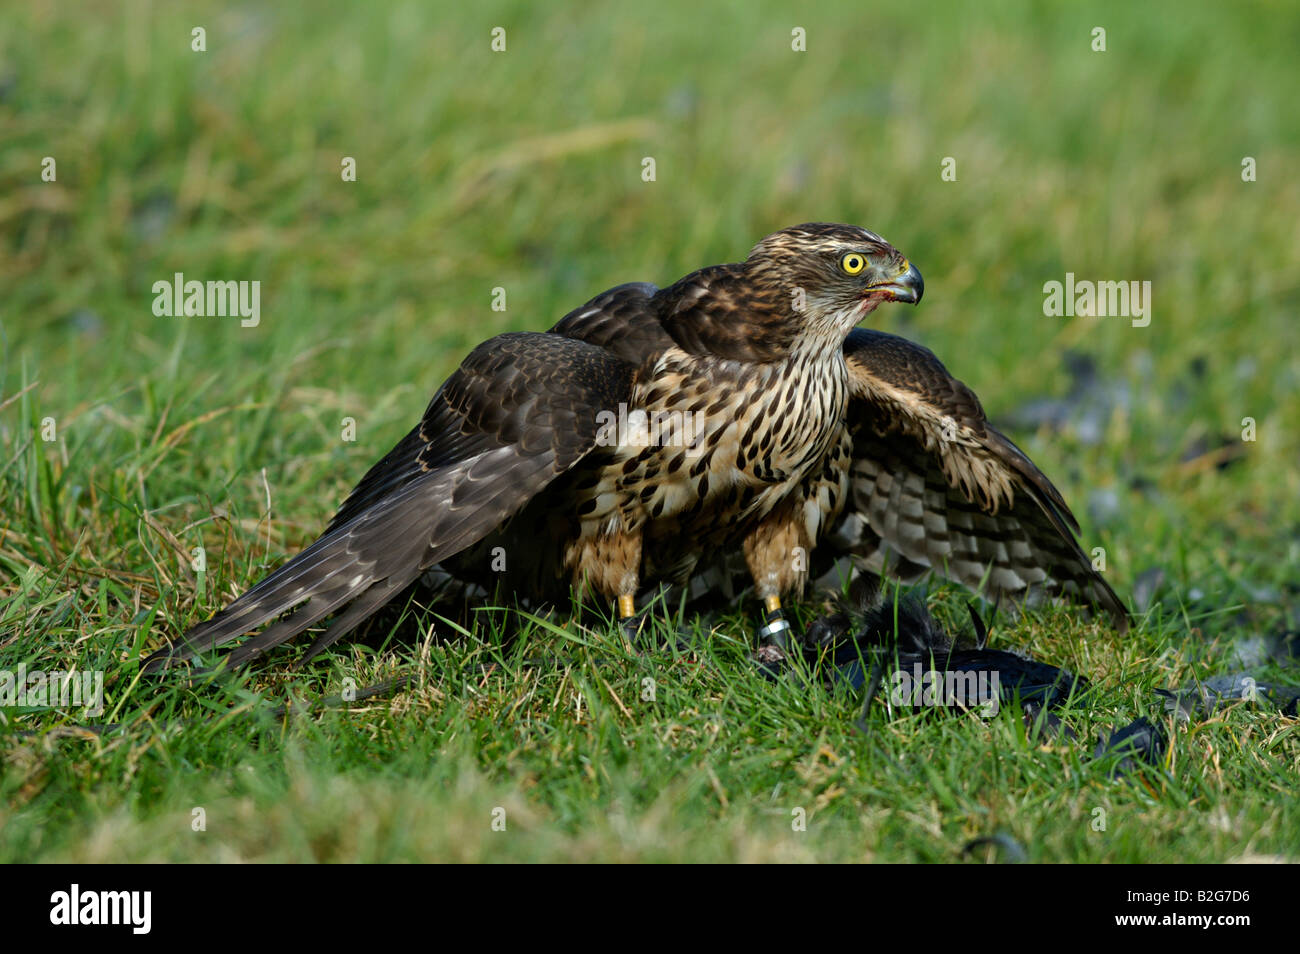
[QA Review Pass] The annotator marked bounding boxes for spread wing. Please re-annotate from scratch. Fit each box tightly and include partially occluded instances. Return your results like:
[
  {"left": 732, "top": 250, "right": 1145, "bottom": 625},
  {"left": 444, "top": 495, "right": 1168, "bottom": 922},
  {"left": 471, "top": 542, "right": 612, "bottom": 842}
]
[
  {"left": 144, "top": 331, "right": 636, "bottom": 672},
  {"left": 830, "top": 328, "right": 1129, "bottom": 630}
]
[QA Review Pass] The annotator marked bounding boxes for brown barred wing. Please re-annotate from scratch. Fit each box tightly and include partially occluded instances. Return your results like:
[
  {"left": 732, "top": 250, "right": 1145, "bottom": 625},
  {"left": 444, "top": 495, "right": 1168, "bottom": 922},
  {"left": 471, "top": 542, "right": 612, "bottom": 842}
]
[{"left": 833, "top": 328, "right": 1128, "bottom": 630}]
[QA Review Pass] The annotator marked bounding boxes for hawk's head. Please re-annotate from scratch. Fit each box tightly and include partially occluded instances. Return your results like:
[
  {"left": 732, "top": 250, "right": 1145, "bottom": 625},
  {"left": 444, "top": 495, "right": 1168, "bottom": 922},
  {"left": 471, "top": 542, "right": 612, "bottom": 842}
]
[
  {"left": 748, "top": 222, "right": 924, "bottom": 324},
  {"left": 657, "top": 222, "right": 924, "bottom": 363}
]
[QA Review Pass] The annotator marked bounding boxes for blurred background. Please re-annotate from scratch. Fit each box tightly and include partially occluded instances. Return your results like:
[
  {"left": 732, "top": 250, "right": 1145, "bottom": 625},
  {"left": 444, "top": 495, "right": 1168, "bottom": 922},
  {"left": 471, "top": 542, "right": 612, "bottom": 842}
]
[{"left": 2, "top": 0, "right": 1298, "bottom": 643}]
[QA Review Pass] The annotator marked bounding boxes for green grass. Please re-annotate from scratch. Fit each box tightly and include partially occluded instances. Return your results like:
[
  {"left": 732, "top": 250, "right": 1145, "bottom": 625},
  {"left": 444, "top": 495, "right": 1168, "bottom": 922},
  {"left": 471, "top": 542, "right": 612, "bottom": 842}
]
[{"left": 2, "top": 0, "right": 1298, "bottom": 862}]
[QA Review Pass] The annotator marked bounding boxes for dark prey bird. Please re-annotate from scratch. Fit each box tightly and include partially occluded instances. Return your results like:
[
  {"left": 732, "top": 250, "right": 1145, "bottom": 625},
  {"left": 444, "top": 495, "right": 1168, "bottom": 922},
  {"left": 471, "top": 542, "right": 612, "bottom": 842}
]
[{"left": 144, "top": 223, "right": 1127, "bottom": 673}]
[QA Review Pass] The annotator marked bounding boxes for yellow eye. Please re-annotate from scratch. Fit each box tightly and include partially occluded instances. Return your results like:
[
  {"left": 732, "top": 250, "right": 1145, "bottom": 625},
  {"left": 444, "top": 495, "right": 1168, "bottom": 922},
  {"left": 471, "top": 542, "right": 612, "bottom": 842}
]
[{"left": 841, "top": 253, "right": 867, "bottom": 275}]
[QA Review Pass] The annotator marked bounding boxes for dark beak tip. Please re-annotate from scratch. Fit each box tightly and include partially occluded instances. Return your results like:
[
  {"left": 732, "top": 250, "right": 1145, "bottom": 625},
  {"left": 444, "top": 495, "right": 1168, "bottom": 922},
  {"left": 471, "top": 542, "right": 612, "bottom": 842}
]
[{"left": 905, "top": 263, "right": 924, "bottom": 304}]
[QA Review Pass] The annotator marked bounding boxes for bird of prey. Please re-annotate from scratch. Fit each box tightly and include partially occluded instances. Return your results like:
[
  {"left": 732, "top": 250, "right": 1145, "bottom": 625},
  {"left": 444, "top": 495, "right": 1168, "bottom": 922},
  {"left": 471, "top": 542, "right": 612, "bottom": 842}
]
[{"left": 144, "top": 223, "right": 1127, "bottom": 673}]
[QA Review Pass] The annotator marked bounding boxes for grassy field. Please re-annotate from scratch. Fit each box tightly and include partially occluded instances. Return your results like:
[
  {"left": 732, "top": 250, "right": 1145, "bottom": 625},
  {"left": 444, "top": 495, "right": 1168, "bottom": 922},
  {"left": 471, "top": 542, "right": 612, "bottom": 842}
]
[{"left": 2, "top": 0, "right": 1298, "bottom": 862}]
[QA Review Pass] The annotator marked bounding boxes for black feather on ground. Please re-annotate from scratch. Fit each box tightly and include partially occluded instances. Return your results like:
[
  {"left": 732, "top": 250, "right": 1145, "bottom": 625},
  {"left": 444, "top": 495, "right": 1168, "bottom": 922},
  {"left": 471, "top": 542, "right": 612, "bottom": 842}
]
[
  {"left": 809, "top": 590, "right": 1295, "bottom": 781},
  {"left": 802, "top": 593, "right": 1089, "bottom": 720},
  {"left": 1094, "top": 717, "right": 1168, "bottom": 778}
]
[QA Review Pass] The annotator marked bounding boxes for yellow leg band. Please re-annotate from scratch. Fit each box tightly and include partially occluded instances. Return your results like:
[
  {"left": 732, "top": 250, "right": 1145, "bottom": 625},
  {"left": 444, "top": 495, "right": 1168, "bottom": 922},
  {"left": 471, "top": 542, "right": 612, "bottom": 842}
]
[
  {"left": 764, "top": 595, "right": 782, "bottom": 613},
  {"left": 617, "top": 594, "right": 636, "bottom": 619}
]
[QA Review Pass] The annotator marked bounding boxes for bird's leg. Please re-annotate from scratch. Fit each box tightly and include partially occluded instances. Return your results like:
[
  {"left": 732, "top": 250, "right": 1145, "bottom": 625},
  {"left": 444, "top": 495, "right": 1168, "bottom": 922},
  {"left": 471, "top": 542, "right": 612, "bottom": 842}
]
[
  {"left": 567, "top": 528, "right": 644, "bottom": 646},
  {"left": 742, "top": 500, "right": 810, "bottom": 660},
  {"left": 758, "top": 594, "right": 793, "bottom": 651}
]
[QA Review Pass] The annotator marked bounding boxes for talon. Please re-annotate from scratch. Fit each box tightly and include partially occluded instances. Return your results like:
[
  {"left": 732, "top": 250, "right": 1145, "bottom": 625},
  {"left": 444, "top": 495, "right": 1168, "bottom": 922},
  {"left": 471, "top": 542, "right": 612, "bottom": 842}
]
[
  {"left": 619, "top": 615, "right": 643, "bottom": 644},
  {"left": 617, "top": 597, "right": 694, "bottom": 651},
  {"left": 751, "top": 641, "right": 790, "bottom": 680}
]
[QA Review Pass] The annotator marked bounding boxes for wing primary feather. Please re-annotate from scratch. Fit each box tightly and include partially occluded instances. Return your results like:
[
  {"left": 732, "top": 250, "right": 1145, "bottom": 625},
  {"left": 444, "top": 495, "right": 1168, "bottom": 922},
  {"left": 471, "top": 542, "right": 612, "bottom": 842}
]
[{"left": 144, "top": 331, "right": 637, "bottom": 672}]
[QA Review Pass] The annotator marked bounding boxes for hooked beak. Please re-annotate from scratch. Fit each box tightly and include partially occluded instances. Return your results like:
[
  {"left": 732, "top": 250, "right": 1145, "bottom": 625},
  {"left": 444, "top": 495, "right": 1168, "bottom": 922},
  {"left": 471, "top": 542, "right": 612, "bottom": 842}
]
[{"left": 865, "top": 260, "right": 924, "bottom": 305}]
